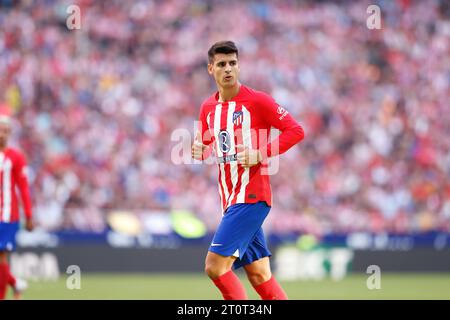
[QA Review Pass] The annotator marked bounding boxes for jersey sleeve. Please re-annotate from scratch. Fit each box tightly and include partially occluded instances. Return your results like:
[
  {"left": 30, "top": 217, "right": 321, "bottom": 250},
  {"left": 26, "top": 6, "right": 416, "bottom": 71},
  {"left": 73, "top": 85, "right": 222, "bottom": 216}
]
[
  {"left": 14, "top": 151, "right": 33, "bottom": 219},
  {"left": 198, "top": 103, "right": 214, "bottom": 146},
  {"left": 197, "top": 102, "right": 214, "bottom": 160},
  {"left": 256, "top": 92, "right": 305, "bottom": 159}
]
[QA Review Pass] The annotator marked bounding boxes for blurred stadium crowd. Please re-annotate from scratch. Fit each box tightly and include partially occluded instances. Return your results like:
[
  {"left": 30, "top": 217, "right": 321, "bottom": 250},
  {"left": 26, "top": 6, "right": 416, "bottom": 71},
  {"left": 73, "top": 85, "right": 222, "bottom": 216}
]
[{"left": 0, "top": 0, "right": 449, "bottom": 235}]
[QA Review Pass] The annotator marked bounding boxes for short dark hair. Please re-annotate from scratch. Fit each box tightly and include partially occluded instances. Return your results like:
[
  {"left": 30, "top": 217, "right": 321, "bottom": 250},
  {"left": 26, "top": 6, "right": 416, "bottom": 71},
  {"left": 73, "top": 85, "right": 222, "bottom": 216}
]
[{"left": 208, "top": 41, "right": 239, "bottom": 63}]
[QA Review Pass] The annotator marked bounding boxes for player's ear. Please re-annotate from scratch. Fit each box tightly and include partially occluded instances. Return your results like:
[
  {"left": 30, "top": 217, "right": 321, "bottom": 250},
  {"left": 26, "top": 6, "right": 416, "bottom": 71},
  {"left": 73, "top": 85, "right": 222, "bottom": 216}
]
[{"left": 207, "top": 63, "right": 213, "bottom": 75}]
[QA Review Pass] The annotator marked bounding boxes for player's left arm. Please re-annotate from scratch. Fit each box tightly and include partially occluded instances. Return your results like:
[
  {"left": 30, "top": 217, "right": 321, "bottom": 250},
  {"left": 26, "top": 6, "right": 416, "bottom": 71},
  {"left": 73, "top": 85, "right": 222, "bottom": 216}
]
[
  {"left": 237, "top": 93, "right": 304, "bottom": 167},
  {"left": 257, "top": 93, "right": 305, "bottom": 160},
  {"left": 14, "top": 151, "right": 34, "bottom": 231}
]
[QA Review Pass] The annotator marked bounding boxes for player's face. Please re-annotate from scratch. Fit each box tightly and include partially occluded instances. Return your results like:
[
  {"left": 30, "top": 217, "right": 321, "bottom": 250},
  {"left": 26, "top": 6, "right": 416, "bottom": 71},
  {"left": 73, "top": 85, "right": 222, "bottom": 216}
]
[
  {"left": 0, "top": 122, "right": 11, "bottom": 148},
  {"left": 208, "top": 53, "right": 240, "bottom": 89}
]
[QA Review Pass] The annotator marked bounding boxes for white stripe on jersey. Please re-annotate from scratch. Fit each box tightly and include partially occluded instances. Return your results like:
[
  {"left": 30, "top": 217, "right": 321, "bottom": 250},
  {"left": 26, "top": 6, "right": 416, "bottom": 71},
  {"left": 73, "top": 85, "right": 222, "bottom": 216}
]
[
  {"left": 225, "top": 102, "right": 237, "bottom": 209},
  {"left": 2, "top": 158, "right": 12, "bottom": 223},
  {"left": 236, "top": 105, "right": 252, "bottom": 203},
  {"left": 214, "top": 103, "right": 227, "bottom": 211},
  {"left": 206, "top": 112, "right": 211, "bottom": 129}
]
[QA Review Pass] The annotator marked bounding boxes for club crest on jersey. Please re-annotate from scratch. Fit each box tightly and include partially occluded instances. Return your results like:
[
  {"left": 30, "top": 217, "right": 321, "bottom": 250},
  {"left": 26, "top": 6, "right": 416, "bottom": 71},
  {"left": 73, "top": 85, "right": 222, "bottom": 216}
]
[{"left": 233, "top": 111, "right": 243, "bottom": 126}]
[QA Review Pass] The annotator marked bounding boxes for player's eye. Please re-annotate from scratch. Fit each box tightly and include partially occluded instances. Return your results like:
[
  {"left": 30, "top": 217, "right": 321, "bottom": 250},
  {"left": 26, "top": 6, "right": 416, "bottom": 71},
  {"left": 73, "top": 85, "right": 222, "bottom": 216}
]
[
  {"left": 230, "top": 61, "right": 236, "bottom": 66},
  {"left": 217, "top": 62, "right": 225, "bottom": 67}
]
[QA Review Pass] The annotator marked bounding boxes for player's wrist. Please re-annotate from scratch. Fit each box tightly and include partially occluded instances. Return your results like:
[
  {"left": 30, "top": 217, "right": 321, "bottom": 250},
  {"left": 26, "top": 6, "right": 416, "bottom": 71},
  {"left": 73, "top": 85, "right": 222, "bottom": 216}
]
[
  {"left": 257, "top": 150, "right": 263, "bottom": 163},
  {"left": 257, "top": 149, "right": 268, "bottom": 163}
]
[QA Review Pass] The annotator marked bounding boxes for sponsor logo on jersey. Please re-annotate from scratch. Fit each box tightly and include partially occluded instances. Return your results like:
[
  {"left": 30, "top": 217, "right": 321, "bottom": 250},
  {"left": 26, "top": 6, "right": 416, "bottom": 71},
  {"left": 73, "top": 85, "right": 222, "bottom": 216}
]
[
  {"left": 277, "top": 105, "right": 289, "bottom": 120},
  {"left": 217, "top": 154, "right": 238, "bottom": 164},
  {"left": 218, "top": 130, "right": 231, "bottom": 153}
]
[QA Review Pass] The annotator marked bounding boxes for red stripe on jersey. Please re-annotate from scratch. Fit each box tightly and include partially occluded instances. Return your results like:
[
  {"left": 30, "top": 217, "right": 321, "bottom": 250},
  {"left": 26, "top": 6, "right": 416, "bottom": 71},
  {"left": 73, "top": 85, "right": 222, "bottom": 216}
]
[
  {"left": 229, "top": 104, "right": 244, "bottom": 207},
  {"left": 221, "top": 102, "right": 234, "bottom": 209},
  {"left": 217, "top": 168, "right": 225, "bottom": 211},
  {"left": 215, "top": 104, "right": 227, "bottom": 212}
]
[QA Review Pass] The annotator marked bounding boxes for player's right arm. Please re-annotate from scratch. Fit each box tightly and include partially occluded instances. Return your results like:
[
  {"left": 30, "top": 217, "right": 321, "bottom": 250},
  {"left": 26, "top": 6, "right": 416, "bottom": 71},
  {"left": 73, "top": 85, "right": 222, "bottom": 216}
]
[
  {"left": 191, "top": 131, "right": 209, "bottom": 160},
  {"left": 192, "top": 103, "right": 214, "bottom": 161}
]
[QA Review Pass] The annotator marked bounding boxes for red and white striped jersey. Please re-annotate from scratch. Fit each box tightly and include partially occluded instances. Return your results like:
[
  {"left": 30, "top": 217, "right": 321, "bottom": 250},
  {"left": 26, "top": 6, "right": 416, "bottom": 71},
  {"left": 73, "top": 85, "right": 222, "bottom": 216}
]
[
  {"left": 0, "top": 148, "right": 32, "bottom": 223},
  {"left": 198, "top": 84, "right": 305, "bottom": 213}
]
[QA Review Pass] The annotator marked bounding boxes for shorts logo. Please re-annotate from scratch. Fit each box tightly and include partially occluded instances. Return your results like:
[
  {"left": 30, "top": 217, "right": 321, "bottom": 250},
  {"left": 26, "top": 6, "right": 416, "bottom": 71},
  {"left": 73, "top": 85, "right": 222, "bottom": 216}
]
[
  {"left": 218, "top": 130, "right": 231, "bottom": 153},
  {"left": 211, "top": 243, "right": 223, "bottom": 247},
  {"left": 233, "top": 111, "right": 243, "bottom": 126}
]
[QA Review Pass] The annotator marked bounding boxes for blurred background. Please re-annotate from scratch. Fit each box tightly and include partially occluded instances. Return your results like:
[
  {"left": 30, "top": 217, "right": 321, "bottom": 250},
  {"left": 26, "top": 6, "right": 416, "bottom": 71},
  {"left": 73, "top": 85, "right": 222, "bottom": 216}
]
[{"left": 0, "top": 0, "right": 449, "bottom": 299}]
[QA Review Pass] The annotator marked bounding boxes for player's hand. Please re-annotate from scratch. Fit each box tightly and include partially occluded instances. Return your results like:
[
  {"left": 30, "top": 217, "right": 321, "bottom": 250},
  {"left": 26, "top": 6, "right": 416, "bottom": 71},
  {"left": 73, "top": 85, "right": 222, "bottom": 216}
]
[
  {"left": 191, "top": 137, "right": 207, "bottom": 161},
  {"left": 236, "top": 145, "right": 262, "bottom": 168},
  {"left": 25, "top": 218, "right": 34, "bottom": 232}
]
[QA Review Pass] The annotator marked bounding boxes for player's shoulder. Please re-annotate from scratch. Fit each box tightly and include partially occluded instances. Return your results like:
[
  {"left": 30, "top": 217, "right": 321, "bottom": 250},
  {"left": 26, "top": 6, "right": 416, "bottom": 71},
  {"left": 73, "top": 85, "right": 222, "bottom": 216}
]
[
  {"left": 240, "top": 85, "right": 275, "bottom": 105},
  {"left": 199, "top": 93, "right": 219, "bottom": 115},
  {"left": 5, "top": 147, "right": 26, "bottom": 161},
  {"left": 200, "top": 92, "right": 218, "bottom": 108}
]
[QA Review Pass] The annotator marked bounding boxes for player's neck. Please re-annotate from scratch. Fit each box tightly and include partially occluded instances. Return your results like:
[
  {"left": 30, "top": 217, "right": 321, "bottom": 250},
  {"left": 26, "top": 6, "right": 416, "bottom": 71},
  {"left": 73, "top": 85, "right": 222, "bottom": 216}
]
[{"left": 218, "top": 83, "right": 241, "bottom": 102}]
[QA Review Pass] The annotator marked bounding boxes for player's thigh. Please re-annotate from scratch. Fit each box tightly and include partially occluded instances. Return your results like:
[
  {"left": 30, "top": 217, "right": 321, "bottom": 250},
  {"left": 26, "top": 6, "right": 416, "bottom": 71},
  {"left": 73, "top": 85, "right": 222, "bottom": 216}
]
[
  {"left": 0, "top": 250, "right": 8, "bottom": 263},
  {"left": 205, "top": 251, "right": 236, "bottom": 268},
  {"left": 205, "top": 251, "right": 237, "bottom": 278},
  {"left": 233, "top": 224, "right": 272, "bottom": 270},
  {"left": 243, "top": 256, "right": 271, "bottom": 278}
]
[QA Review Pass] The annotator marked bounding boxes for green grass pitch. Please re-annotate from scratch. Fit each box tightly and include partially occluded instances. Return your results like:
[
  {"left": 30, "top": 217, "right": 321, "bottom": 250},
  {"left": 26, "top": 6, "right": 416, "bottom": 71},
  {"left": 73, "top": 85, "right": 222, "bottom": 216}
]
[{"left": 10, "top": 272, "right": 450, "bottom": 300}]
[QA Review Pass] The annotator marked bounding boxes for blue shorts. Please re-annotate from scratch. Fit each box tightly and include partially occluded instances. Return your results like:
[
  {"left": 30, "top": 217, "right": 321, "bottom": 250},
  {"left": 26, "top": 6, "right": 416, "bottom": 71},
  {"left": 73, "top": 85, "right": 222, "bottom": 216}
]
[
  {"left": 209, "top": 201, "right": 272, "bottom": 269},
  {"left": 0, "top": 222, "right": 19, "bottom": 251}
]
